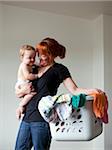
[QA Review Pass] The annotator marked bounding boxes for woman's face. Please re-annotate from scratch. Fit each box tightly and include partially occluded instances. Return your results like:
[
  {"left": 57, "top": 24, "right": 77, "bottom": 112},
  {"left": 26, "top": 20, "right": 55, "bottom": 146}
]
[{"left": 37, "top": 49, "right": 54, "bottom": 67}]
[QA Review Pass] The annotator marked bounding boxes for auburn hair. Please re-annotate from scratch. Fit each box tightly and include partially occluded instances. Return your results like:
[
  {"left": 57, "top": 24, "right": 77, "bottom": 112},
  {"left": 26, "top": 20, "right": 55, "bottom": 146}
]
[{"left": 36, "top": 37, "right": 66, "bottom": 59}]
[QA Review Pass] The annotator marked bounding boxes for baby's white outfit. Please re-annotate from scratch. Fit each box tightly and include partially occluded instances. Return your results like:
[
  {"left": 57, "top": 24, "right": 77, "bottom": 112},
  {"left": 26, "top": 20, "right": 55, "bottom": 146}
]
[{"left": 15, "top": 79, "right": 29, "bottom": 89}]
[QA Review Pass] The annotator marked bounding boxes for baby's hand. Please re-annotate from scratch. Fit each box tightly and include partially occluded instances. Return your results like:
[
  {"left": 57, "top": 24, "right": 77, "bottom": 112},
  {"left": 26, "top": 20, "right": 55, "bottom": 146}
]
[
  {"left": 31, "top": 91, "right": 37, "bottom": 95},
  {"left": 23, "top": 82, "right": 32, "bottom": 94}
]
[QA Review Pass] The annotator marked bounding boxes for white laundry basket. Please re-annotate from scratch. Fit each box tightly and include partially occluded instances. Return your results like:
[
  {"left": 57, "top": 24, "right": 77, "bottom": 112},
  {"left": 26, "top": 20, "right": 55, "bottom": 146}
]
[{"left": 49, "top": 96, "right": 103, "bottom": 141}]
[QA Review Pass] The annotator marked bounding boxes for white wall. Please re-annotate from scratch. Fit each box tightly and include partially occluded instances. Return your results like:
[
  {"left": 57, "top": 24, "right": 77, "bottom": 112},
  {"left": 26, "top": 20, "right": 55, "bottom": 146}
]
[
  {"left": 0, "top": 4, "right": 110, "bottom": 150},
  {"left": 92, "top": 14, "right": 112, "bottom": 150},
  {"left": 0, "top": 4, "right": 4, "bottom": 149},
  {"left": 103, "top": 15, "right": 112, "bottom": 150},
  {"left": 92, "top": 15, "right": 104, "bottom": 150},
  {"left": 92, "top": 15, "right": 104, "bottom": 89}
]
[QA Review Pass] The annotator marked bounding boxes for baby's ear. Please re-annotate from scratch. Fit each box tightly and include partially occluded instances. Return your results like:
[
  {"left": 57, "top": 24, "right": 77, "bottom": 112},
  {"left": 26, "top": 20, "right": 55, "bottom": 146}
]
[{"left": 20, "top": 55, "right": 23, "bottom": 62}]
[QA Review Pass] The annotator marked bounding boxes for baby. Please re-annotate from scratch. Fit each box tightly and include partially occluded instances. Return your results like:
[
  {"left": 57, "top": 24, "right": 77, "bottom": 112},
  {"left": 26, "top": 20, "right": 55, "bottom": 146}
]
[{"left": 15, "top": 45, "right": 38, "bottom": 119}]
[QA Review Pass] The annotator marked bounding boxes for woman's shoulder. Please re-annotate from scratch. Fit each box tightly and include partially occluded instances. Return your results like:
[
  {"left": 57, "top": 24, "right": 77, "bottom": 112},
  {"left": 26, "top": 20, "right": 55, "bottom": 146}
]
[
  {"left": 53, "top": 63, "right": 69, "bottom": 73},
  {"left": 53, "top": 63, "right": 71, "bottom": 82},
  {"left": 54, "top": 62, "right": 67, "bottom": 69},
  {"left": 53, "top": 62, "right": 70, "bottom": 74}
]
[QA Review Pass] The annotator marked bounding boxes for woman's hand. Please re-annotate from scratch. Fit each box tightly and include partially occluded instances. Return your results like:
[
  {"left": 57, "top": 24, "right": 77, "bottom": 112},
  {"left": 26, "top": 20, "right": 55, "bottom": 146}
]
[
  {"left": 15, "top": 82, "right": 33, "bottom": 98},
  {"left": 74, "top": 88, "right": 103, "bottom": 95}
]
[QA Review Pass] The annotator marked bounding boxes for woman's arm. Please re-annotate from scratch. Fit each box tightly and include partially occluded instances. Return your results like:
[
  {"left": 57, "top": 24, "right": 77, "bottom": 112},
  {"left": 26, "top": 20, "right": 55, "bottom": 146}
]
[
  {"left": 63, "top": 77, "right": 78, "bottom": 94},
  {"left": 63, "top": 77, "right": 99, "bottom": 95}
]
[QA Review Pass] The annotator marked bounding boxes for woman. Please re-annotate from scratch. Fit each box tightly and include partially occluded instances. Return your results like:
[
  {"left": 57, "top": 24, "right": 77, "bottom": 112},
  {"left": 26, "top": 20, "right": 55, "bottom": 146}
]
[{"left": 15, "top": 37, "right": 97, "bottom": 150}]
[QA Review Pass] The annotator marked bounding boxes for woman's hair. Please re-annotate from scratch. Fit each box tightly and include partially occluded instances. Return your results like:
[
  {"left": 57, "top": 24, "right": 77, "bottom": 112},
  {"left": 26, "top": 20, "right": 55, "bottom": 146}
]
[
  {"left": 36, "top": 37, "right": 66, "bottom": 59},
  {"left": 19, "top": 45, "right": 35, "bottom": 59}
]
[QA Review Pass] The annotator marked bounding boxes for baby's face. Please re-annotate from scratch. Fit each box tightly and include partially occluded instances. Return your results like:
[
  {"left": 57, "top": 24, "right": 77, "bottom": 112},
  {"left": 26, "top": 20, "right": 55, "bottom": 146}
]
[{"left": 22, "top": 50, "right": 36, "bottom": 66}]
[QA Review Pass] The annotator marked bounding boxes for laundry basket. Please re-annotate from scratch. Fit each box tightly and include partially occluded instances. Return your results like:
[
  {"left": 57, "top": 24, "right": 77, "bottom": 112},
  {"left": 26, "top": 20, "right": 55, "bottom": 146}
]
[{"left": 49, "top": 96, "right": 103, "bottom": 141}]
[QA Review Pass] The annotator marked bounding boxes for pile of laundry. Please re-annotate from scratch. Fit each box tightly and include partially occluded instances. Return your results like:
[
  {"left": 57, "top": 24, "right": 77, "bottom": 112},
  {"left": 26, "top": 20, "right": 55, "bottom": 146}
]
[{"left": 38, "top": 91, "right": 108, "bottom": 124}]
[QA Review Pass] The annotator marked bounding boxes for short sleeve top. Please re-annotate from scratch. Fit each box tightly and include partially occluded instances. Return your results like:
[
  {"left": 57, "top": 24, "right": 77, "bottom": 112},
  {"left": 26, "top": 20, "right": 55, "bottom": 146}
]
[{"left": 23, "top": 63, "right": 71, "bottom": 122}]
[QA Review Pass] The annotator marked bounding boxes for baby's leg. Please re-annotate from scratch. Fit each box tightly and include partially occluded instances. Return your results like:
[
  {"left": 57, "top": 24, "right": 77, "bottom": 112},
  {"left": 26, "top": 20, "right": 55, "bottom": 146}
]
[
  {"left": 16, "top": 93, "right": 36, "bottom": 120},
  {"left": 16, "top": 106, "right": 25, "bottom": 120}
]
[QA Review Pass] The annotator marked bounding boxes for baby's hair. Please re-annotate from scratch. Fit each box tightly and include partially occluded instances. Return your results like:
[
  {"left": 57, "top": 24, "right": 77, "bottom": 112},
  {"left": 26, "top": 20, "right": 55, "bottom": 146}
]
[{"left": 19, "top": 45, "right": 35, "bottom": 59}]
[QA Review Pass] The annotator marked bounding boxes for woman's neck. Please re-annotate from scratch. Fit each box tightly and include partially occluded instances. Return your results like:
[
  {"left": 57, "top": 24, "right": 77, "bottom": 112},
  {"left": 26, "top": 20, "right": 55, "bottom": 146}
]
[{"left": 37, "top": 62, "right": 55, "bottom": 78}]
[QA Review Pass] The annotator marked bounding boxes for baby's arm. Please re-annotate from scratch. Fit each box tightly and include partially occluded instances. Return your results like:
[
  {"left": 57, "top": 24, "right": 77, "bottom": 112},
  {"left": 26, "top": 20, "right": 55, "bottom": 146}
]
[{"left": 22, "top": 64, "right": 38, "bottom": 80}]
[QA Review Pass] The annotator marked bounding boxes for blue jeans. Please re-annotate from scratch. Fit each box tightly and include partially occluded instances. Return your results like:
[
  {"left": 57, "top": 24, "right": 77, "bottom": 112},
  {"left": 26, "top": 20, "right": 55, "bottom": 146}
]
[{"left": 15, "top": 121, "right": 52, "bottom": 150}]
